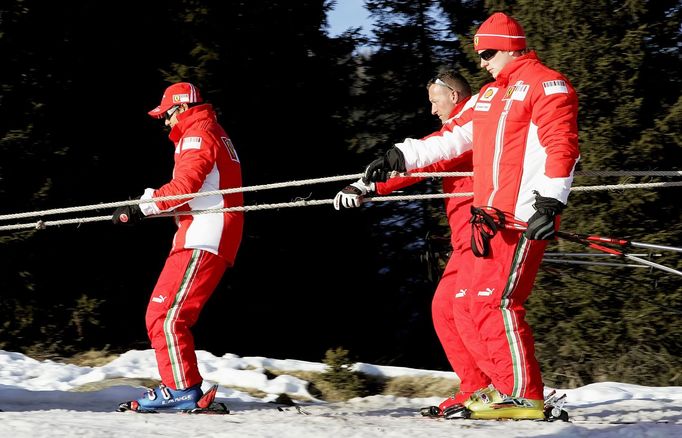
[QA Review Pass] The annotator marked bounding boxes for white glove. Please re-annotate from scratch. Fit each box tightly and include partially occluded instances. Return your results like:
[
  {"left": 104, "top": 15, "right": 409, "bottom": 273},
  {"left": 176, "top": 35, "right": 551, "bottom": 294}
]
[{"left": 333, "top": 179, "right": 375, "bottom": 210}]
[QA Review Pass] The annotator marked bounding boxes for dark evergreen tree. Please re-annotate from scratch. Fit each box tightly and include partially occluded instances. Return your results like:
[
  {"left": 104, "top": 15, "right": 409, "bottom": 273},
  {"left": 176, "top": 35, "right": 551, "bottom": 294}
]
[
  {"left": 0, "top": 0, "right": 176, "bottom": 355},
  {"left": 481, "top": 0, "right": 682, "bottom": 386},
  {"left": 0, "top": 1, "right": 367, "bottom": 361},
  {"left": 1, "top": 0, "right": 679, "bottom": 384},
  {"left": 335, "top": 0, "right": 483, "bottom": 369}
]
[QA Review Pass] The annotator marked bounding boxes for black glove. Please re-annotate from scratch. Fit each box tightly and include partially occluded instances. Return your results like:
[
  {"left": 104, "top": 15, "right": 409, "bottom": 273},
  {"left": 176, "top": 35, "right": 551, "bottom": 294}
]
[
  {"left": 362, "top": 147, "right": 406, "bottom": 184},
  {"left": 112, "top": 204, "right": 144, "bottom": 225},
  {"left": 524, "top": 191, "right": 566, "bottom": 240}
]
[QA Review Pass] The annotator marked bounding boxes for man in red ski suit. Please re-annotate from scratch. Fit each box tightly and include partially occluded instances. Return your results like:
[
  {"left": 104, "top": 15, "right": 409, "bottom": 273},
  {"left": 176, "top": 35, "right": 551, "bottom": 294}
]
[
  {"left": 112, "top": 82, "right": 243, "bottom": 411},
  {"left": 362, "top": 13, "right": 580, "bottom": 420},
  {"left": 334, "top": 71, "right": 482, "bottom": 413}
]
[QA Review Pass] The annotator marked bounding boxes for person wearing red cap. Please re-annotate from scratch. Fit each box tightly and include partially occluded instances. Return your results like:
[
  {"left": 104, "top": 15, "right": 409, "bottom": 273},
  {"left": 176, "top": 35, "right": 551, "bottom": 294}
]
[
  {"left": 112, "top": 82, "right": 244, "bottom": 412},
  {"left": 360, "top": 12, "right": 579, "bottom": 420}
]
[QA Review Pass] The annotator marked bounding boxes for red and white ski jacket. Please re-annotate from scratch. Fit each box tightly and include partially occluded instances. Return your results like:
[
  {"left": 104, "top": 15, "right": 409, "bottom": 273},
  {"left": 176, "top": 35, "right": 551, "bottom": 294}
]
[
  {"left": 395, "top": 52, "right": 580, "bottom": 222},
  {"left": 139, "top": 104, "right": 243, "bottom": 264},
  {"left": 376, "top": 97, "right": 475, "bottom": 245}
]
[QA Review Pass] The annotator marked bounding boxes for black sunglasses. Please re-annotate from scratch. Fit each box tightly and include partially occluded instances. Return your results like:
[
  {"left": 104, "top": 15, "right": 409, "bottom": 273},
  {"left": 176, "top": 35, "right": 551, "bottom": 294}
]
[
  {"left": 164, "top": 106, "right": 180, "bottom": 121},
  {"left": 479, "top": 49, "right": 498, "bottom": 61}
]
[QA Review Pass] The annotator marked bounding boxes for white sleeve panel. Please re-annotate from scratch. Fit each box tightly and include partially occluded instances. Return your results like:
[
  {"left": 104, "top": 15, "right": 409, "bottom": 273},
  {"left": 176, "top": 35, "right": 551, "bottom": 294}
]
[
  {"left": 395, "top": 121, "right": 474, "bottom": 171},
  {"left": 517, "top": 123, "right": 579, "bottom": 220},
  {"left": 536, "top": 157, "right": 579, "bottom": 204}
]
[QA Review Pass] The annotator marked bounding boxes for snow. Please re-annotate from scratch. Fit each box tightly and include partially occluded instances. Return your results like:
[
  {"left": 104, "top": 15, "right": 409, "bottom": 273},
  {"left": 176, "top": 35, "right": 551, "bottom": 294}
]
[{"left": 1, "top": 349, "right": 680, "bottom": 437}]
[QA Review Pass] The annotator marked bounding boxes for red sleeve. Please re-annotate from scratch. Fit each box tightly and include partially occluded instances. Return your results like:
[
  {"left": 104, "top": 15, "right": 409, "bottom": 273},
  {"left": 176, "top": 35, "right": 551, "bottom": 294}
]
[
  {"left": 376, "top": 153, "right": 472, "bottom": 194},
  {"left": 153, "top": 133, "right": 217, "bottom": 211},
  {"left": 532, "top": 76, "right": 580, "bottom": 178},
  {"left": 376, "top": 117, "right": 473, "bottom": 195}
]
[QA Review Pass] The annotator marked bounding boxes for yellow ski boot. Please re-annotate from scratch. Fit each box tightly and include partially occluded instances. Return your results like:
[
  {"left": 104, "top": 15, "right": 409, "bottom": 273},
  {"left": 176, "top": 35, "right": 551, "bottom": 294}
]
[{"left": 464, "top": 386, "right": 545, "bottom": 420}]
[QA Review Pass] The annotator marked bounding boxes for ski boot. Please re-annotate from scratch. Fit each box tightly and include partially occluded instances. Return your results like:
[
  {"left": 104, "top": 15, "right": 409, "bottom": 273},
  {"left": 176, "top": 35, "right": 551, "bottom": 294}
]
[
  {"left": 460, "top": 385, "right": 546, "bottom": 420},
  {"left": 118, "top": 383, "right": 205, "bottom": 413},
  {"left": 442, "top": 385, "right": 495, "bottom": 419}
]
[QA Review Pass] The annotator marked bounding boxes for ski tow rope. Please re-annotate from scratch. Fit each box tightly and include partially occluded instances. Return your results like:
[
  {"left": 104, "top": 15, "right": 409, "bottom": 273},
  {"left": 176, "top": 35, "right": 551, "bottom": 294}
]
[{"left": 0, "top": 170, "right": 680, "bottom": 231}]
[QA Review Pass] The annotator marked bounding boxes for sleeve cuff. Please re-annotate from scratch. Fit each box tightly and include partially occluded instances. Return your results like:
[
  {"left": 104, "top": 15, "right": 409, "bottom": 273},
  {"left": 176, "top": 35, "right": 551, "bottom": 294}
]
[{"left": 139, "top": 188, "right": 161, "bottom": 216}]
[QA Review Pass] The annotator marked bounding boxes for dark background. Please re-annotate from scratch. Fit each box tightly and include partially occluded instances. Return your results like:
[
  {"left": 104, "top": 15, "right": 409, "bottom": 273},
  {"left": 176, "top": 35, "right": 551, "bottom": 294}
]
[{"left": 1, "top": 0, "right": 681, "bottom": 387}]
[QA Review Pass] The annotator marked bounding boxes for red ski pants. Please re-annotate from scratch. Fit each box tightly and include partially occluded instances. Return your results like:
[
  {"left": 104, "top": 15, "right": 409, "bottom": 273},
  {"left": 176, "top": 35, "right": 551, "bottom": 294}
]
[
  {"left": 434, "top": 229, "right": 547, "bottom": 400},
  {"left": 145, "top": 249, "right": 228, "bottom": 390},
  {"left": 432, "top": 249, "right": 492, "bottom": 398},
  {"left": 431, "top": 185, "right": 491, "bottom": 400}
]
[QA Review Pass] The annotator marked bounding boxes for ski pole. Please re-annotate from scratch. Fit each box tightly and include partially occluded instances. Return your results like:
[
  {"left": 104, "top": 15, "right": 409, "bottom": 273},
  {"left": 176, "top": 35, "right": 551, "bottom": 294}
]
[
  {"left": 553, "top": 231, "right": 682, "bottom": 276},
  {"left": 543, "top": 252, "right": 658, "bottom": 258},
  {"left": 542, "top": 258, "right": 650, "bottom": 269},
  {"left": 500, "top": 222, "right": 682, "bottom": 277},
  {"left": 557, "top": 232, "right": 682, "bottom": 254}
]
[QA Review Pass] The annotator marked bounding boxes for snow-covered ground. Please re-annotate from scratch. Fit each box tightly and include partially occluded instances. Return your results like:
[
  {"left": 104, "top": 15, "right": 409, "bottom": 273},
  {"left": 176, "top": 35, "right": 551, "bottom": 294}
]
[{"left": 1, "top": 349, "right": 680, "bottom": 437}]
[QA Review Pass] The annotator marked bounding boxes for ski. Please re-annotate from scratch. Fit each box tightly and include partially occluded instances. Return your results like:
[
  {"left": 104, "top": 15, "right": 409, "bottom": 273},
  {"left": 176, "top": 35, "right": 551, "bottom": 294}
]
[
  {"left": 543, "top": 390, "right": 569, "bottom": 422},
  {"left": 420, "top": 405, "right": 443, "bottom": 417},
  {"left": 276, "top": 405, "right": 312, "bottom": 415},
  {"left": 183, "top": 402, "right": 230, "bottom": 415},
  {"left": 571, "top": 419, "right": 670, "bottom": 425},
  {"left": 421, "top": 389, "right": 569, "bottom": 422}
]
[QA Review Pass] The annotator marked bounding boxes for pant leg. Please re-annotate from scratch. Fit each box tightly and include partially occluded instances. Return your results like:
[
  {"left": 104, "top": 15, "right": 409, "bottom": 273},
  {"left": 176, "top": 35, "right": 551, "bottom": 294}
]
[
  {"left": 145, "top": 249, "right": 228, "bottom": 390},
  {"left": 433, "top": 247, "right": 492, "bottom": 394},
  {"left": 449, "top": 246, "right": 496, "bottom": 393},
  {"left": 467, "top": 230, "right": 546, "bottom": 399}
]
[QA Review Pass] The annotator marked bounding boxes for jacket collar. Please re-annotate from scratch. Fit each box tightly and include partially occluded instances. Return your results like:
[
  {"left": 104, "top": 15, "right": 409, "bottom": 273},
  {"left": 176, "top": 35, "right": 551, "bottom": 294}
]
[
  {"left": 448, "top": 96, "right": 471, "bottom": 119},
  {"left": 495, "top": 51, "right": 540, "bottom": 86},
  {"left": 169, "top": 103, "right": 215, "bottom": 143}
]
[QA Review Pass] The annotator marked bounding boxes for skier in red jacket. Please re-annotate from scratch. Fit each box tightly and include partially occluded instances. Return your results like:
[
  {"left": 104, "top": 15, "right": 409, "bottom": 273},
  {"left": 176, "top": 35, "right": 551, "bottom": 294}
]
[
  {"left": 362, "top": 13, "right": 580, "bottom": 420},
  {"left": 112, "top": 82, "right": 243, "bottom": 412},
  {"left": 334, "top": 71, "right": 483, "bottom": 415}
]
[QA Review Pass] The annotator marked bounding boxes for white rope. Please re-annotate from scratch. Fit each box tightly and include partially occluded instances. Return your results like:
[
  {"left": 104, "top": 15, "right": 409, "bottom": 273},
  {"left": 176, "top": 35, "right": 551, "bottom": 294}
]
[
  {"left": 570, "top": 181, "right": 682, "bottom": 192},
  {"left": 1, "top": 173, "right": 680, "bottom": 231},
  {"left": 0, "top": 173, "right": 361, "bottom": 222},
  {"left": 574, "top": 170, "right": 682, "bottom": 177},
  {"left": 411, "top": 170, "right": 682, "bottom": 177},
  {"left": 2, "top": 170, "right": 679, "bottom": 222},
  {"left": 0, "top": 216, "right": 112, "bottom": 231}
]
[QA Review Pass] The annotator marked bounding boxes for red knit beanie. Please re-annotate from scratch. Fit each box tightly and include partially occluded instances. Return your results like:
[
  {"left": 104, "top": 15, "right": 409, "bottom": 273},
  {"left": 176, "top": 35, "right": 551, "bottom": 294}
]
[{"left": 474, "top": 12, "right": 526, "bottom": 51}]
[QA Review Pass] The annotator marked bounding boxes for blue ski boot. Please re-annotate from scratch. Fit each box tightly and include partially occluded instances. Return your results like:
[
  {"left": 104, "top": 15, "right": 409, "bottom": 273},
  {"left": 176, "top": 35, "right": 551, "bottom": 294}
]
[{"left": 118, "top": 383, "right": 203, "bottom": 413}]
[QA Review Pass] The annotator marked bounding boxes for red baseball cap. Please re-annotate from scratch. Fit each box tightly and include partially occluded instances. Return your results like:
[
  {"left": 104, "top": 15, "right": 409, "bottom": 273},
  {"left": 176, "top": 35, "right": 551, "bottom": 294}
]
[
  {"left": 148, "top": 82, "right": 203, "bottom": 118},
  {"left": 474, "top": 12, "right": 526, "bottom": 51}
]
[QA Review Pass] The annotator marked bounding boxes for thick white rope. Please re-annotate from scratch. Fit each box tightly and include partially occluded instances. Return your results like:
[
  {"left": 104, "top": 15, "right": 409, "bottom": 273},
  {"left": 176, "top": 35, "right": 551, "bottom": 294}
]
[
  {"left": 411, "top": 170, "right": 682, "bottom": 178},
  {"left": 0, "top": 173, "right": 361, "bottom": 222},
  {"left": 1, "top": 172, "right": 680, "bottom": 231},
  {"left": 1, "top": 170, "right": 679, "bottom": 222}
]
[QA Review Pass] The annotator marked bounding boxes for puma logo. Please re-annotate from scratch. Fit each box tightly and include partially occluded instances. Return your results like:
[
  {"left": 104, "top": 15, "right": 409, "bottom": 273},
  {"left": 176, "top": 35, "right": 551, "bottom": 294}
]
[{"left": 477, "top": 288, "right": 495, "bottom": 297}]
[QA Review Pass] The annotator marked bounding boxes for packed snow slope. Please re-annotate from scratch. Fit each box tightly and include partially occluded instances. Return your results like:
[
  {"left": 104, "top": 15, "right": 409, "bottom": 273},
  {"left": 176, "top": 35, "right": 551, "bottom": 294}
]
[{"left": 1, "top": 349, "right": 680, "bottom": 437}]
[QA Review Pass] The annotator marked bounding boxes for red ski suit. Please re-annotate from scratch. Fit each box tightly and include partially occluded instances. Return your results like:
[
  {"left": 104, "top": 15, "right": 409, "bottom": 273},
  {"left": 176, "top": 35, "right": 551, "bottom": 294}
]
[
  {"left": 139, "top": 104, "right": 243, "bottom": 390},
  {"left": 375, "top": 98, "right": 477, "bottom": 399},
  {"left": 395, "top": 52, "right": 579, "bottom": 399}
]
